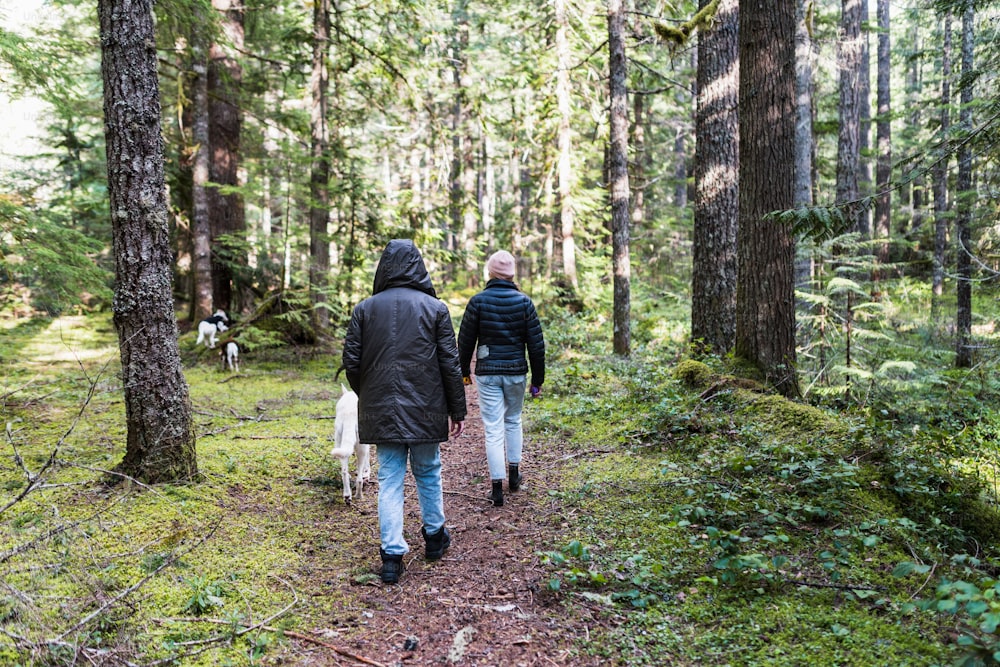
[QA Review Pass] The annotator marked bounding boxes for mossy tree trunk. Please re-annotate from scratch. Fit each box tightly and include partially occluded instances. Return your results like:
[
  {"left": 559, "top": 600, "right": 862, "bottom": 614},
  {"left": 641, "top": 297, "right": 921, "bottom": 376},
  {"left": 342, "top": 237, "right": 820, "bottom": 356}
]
[{"left": 99, "top": 0, "right": 197, "bottom": 483}]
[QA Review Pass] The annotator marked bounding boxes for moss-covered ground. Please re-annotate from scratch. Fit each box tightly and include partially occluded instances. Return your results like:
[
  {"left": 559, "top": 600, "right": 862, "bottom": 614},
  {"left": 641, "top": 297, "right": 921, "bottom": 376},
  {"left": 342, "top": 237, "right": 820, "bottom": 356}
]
[{"left": 3, "top": 309, "right": 1000, "bottom": 666}]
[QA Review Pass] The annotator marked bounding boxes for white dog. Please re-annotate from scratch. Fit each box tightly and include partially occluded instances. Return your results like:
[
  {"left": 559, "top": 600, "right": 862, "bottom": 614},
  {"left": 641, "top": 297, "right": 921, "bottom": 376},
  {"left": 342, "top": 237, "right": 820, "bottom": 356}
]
[
  {"left": 196, "top": 311, "right": 229, "bottom": 349},
  {"left": 220, "top": 340, "right": 239, "bottom": 372},
  {"left": 330, "top": 384, "right": 371, "bottom": 504}
]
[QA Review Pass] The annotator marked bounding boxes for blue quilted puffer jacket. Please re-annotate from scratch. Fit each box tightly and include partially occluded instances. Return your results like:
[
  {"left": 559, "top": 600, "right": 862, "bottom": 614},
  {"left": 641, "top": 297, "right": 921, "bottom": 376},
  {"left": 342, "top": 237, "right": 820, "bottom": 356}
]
[{"left": 457, "top": 279, "right": 545, "bottom": 388}]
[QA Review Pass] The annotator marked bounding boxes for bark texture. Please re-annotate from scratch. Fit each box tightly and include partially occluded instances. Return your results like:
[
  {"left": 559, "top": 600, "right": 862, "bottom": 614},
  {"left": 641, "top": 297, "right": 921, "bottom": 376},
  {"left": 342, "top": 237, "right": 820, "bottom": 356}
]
[
  {"left": 736, "top": 0, "right": 800, "bottom": 397},
  {"left": 99, "top": 0, "right": 197, "bottom": 483},
  {"left": 608, "top": 0, "right": 631, "bottom": 357},
  {"left": 692, "top": 0, "right": 738, "bottom": 355},
  {"left": 836, "top": 0, "right": 863, "bottom": 230}
]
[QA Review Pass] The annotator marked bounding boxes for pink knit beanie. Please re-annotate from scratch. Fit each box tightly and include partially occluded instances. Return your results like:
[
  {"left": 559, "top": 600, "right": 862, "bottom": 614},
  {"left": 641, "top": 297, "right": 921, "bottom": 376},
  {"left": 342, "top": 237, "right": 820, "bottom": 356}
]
[{"left": 486, "top": 250, "right": 516, "bottom": 280}]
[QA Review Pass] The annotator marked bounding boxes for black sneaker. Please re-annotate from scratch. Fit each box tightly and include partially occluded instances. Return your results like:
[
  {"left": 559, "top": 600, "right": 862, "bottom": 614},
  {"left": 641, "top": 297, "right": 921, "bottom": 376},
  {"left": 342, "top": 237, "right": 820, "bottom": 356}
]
[
  {"left": 380, "top": 550, "right": 404, "bottom": 584},
  {"left": 422, "top": 526, "right": 451, "bottom": 561}
]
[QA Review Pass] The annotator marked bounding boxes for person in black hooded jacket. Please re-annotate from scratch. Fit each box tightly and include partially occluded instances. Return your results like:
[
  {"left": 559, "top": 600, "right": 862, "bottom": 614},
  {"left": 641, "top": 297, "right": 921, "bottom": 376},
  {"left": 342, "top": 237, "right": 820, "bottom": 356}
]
[
  {"left": 457, "top": 250, "right": 545, "bottom": 508},
  {"left": 342, "top": 239, "right": 467, "bottom": 584}
]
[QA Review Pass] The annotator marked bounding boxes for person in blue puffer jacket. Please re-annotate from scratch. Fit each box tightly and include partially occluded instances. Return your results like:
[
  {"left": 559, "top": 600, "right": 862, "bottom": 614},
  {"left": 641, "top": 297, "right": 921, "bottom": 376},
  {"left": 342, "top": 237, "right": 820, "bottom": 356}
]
[{"left": 458, "top": 250, "right": 545, "bottom": 507}]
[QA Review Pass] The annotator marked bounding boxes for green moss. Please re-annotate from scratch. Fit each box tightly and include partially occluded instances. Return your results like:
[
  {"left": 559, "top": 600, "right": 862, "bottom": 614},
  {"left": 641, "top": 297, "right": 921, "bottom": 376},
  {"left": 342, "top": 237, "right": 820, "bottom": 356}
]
[
  {"left": 739, "top": 393, "right": 849, "bottom": 444},
  {"left": 672, "top": 358, "right": 715, "bottom": 389}
]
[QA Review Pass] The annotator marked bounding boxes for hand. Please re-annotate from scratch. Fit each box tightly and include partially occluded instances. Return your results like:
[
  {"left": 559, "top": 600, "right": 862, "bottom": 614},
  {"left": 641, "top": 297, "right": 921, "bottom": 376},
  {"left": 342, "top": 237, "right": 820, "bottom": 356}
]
[
  {"left": 530, "top": 385, "right": 541, "bottom": 398},
  {"left": 463, "top": 376, "right": 472, "bottom": 385},
  {"left": 450, "top": 419, "right": 465, "bottom": 438}
]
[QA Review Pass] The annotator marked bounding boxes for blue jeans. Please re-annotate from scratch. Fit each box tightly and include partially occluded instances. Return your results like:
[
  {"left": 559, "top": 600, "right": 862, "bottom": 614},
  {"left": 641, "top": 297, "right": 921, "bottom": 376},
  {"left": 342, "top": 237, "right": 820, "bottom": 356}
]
[
  {"left": 475, "top": 374, "right": 526, "bottom": 480},
  {"left": 377, "top": 442, "right": 445, "bottom": 556}
]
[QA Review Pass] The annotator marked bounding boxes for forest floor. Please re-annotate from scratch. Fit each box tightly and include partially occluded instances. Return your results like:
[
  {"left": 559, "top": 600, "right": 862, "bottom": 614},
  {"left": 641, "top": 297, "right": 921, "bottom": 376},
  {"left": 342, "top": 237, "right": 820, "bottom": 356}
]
[{"left": 276, "top": 379, "right": 619, "bottom": 667}]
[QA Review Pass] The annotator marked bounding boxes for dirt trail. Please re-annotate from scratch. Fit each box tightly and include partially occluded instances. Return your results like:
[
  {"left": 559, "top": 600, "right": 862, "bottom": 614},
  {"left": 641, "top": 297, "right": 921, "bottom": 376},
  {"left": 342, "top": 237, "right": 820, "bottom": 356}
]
[{"left": 291, "top": 382, "right": 616, "bottom": 666}]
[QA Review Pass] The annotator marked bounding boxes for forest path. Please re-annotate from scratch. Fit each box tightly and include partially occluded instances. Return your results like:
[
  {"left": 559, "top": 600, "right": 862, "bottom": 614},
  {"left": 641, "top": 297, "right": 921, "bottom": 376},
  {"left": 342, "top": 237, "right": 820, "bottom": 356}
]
[{"left": 287, "top": 380, "right": 619, "bottom": 667}]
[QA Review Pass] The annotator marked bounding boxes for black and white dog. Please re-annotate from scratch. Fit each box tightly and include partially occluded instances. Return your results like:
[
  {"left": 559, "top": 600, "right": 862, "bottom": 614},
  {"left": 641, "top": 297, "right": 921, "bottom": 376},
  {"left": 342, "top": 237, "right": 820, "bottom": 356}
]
[{"left": 196, "top": 310, "right": 229, "bottom": 349}]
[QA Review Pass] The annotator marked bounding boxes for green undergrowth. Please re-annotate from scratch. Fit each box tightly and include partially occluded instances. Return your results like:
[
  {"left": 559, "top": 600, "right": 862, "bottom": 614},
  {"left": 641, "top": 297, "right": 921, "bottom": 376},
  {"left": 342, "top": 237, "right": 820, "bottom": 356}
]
[
  {"left": 531, "top": 355, "right": 1000, "bottom": 666},
  {"left": 6, "top": 309, "right": 1000, "bottom": 665},
  {"left": 1, "top": 313, "right": 363, "bottom": 665}
]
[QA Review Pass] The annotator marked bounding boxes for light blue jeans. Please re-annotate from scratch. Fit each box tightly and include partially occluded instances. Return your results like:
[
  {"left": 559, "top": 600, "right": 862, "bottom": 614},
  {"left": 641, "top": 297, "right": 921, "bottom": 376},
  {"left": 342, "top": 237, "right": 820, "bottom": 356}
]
[
  {"left": 475, "top": 374, "right": 526, "bottom": 480},
  {"left": 377, "top": 442, "right": 445, "bottom": 556}
]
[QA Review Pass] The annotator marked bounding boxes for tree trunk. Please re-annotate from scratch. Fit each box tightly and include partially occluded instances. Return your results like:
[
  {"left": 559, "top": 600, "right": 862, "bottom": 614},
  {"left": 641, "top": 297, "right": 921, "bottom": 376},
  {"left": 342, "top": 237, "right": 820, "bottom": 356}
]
[
  {"left": 794, "top": 0, "right": 814, "bottom": 210},
  {"left": 191, "top": 42, "right": 213, "bottom": 322},
  {"left": 608, "top": 0, "right": 631, "bottom": 357},
  {"left": 955, "top": 4, "right": 974, "bottom": 368},
  {"left": 208, "top": 0, "right": 245, "bottom": 315},
  {"left": 836, "top": 0, "right": 863, "bottom": 232},
  {"left": 691, "top": 0, "right": 738, "bottom": 356},
  {"left": 631, "top": 91, "right": 646, "bottom": 228},
  {"left": 448, "top": 3, "right": 474, "bottom": 283},
  {"left": 857, "top": 0, "right": 872, "bottom": 237},
  {"left": 310, "top": 0, "right": 331, "bottom": 330},
  {"left": 737, "top": 0, "right": 800, "bottom": 397},
  {"left": 99, "top": 0, "right": 197, "bottom": 483},
  {"left": 556, "top": 0, "right": 578, "bottom": 289},
  {"left": 902, "top": 22, "right": 924, "bottom": 240},
  {"left": 932, "top": 14, "right": 952, "bottom": 311},
  {"left": 873, "top": 0, "right": 892, "bottom": 267},
  {"left": 794, "top": 0, "right": 815, "bottom": 291},
  {"left": 673, "top": 124, "right": 688, "bottom": 209}
]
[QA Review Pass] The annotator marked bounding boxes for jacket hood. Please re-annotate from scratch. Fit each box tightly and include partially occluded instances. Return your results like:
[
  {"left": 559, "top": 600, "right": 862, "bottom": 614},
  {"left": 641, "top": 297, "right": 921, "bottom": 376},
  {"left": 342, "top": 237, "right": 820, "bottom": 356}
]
[{"left": 372, "top": 239, "right": 437, "bottom": 297}]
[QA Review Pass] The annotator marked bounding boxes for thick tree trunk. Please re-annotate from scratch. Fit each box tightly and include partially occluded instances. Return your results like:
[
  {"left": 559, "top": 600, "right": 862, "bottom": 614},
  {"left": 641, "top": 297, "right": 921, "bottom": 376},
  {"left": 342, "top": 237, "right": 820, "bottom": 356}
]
[
  {"left": 310, "top": 0, "right": 331, "bottom": 330},
  {"left": 608, "top": 0, "right": 631, "bottom": 357},
  {"left": 737, "top": 0, "right": 800, "bottom": 397},
  {"left": 874, "top": 0, "right": 892, "bottom": 267},
  {"left": 691, "top": 0, "right": 738, "bottom": 355},
  {"left": 955, "top": 5, "right": 974, "bottom": 368},
  {"left": 208, "top": 0, "right": 245, "bottom": 315},
  {"left": 99, "top": 0, "right": 197, "bottom": 483}
]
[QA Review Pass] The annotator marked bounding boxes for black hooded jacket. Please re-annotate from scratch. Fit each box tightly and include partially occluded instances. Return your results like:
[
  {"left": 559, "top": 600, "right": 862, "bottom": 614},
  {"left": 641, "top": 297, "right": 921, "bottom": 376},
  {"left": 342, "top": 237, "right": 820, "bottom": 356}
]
[{"left": 342, "top": 239, "right": 467, "bottom": 444}]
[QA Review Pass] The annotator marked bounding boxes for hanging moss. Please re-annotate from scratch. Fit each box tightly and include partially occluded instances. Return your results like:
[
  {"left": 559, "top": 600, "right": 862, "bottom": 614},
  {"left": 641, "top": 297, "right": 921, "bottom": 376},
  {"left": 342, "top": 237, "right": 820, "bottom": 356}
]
[{"left": 652, "top": 0, "right": 721, "bottom": 49}]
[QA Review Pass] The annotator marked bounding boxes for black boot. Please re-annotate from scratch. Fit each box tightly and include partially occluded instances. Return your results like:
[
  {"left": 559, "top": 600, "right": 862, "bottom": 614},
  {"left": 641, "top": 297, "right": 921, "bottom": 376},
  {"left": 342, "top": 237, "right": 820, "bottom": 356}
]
[
  {"left": 508, "top": 464, "right": 522, "bottom": 492},
  {"left": 422, "top": 526, "right": 451, "bottom": 561},
  {"left": 379, "top": 549, "right": 404, "bottom": 584},
  {"left": 490, "top": 480, "right": 504, "bottom": 507}
]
